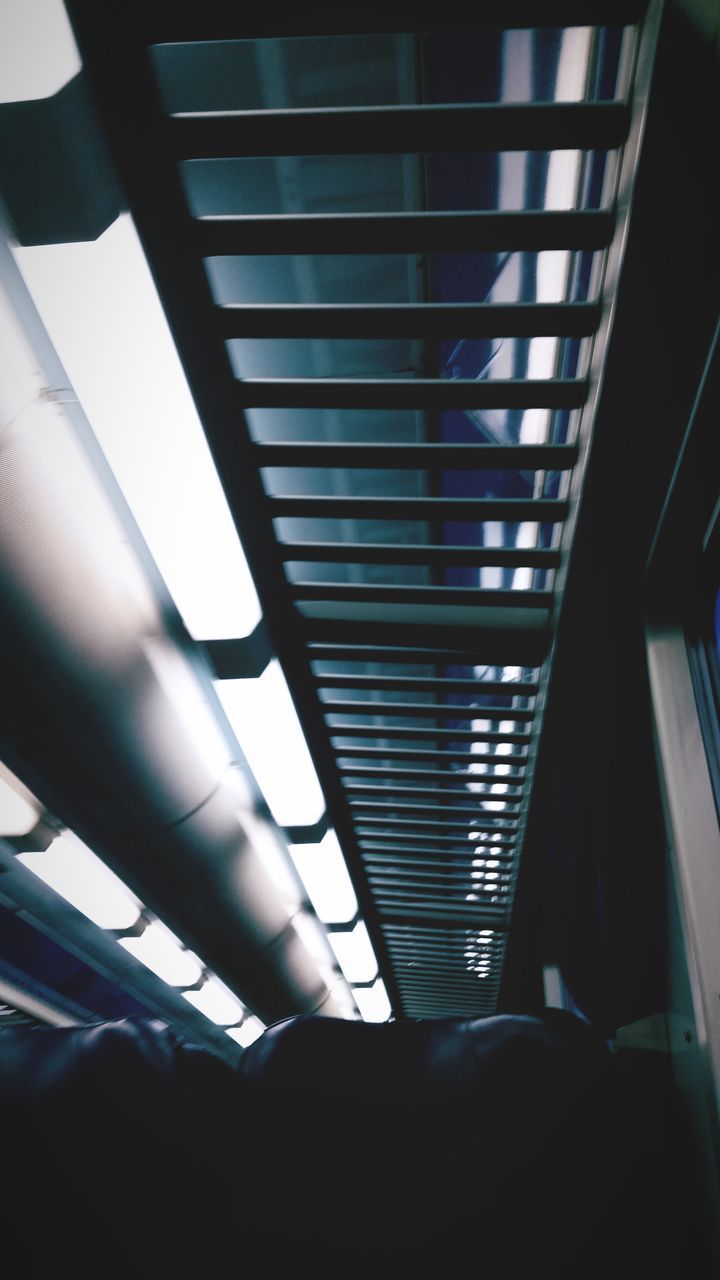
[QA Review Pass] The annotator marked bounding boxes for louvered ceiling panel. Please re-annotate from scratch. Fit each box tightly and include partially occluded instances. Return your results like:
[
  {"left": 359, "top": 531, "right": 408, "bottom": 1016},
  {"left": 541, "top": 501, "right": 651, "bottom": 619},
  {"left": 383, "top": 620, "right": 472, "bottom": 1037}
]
[{"left": 67, "top": 1, "right": 661, "bottom": 1019}]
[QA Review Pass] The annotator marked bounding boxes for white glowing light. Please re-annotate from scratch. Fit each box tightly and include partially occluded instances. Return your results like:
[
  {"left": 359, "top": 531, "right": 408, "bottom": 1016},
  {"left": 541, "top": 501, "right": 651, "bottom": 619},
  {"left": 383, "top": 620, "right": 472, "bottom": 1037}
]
[
  {"left": 183, "top": 975, "right": 245, "bottom": 1025},
  {"left": 226, "top": 1016, "right": 266, "bottom": 1048},
  {"left": 17, "top": 834, "right": 141, "bottom": 930},
  {"left": 0, "top": 767, "right": 39, "bottom": 836},
  {"left": 0, "top": 0, "right": 80, "bottom": 103},
  {"left": 289, "top": 830, "right": 357, "bottom": 924},
  {"left": 215, "top": 660, "right": 325, "bottom": 827},
  {"left": 352, "top": 979, "right": 391, "bottom": 1023},
  {"left": 14, "top": 215, "right": 261, "bottom": 640},
  {"left": 328, "top": 922, "right": 378, "bottom": 984},
  {"left": 120, "top": 921, "right": 203, "bottom": 987}
]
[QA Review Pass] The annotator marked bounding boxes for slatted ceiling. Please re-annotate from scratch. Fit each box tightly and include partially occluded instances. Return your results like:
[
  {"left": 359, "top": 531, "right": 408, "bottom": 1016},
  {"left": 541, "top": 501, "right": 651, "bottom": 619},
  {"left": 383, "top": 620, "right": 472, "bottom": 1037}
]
[{"left": 68, "top": 1, "right": 654, "bottom": 1018}]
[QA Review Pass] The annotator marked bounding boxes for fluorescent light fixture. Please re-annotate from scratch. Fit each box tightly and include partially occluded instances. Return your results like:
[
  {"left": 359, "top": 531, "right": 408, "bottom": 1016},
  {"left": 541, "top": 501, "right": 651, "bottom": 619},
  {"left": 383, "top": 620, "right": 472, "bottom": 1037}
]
[
  {"left": 291, "top": 910, "right": 334, "bottom": 965},
  {"left": 289, "top": 830, "right": 357, "bottom": 924},
  {"left": 183, "top": 975, "right": 245, "bottom": 1025},
  {"left": 215, "top": 660, "right": 325, "bottom": 827},
  {"left": 227, "top": 1016, "right": 265, "bottom": 1048},
  {"left": 0, "top": 0, "right": 80, "bottom": 102},
  {"left": 0, "top": 766, "right": 39, "bottom": 836},
  {"left": 17, "top": 834, "right": 141, "bottom": 930},
  {"left": 120, "top": 920, "right": 204, "bottom": 987},
  {"left": 352, "top": 980, "right": 391, "bottom": 1023},
  {"left": 14, "top": 214, "right": 261, "bottom": 641},
  {"left": 328, "top": 922, "right": 378, "bottom": 985}
]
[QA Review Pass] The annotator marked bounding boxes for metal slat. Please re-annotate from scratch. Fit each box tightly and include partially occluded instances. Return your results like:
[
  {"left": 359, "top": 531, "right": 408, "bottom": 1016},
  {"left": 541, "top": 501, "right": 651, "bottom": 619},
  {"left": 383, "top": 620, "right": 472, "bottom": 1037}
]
[
  {"left": 272, "top": 495, "right": 567, "bottom": 523},
  {"left": 346, "top": 784, "right": 523, "bottom": 802},
  {"left": 385, "top": 931, "right": 503, "bottom": 940},
  {"left": 367, "top": 877, "right": 511, "bottom": 895},
  {"left": 352, "top": 799, "right": 521, "bottom": 816},
  {"left": 364, "top": 854, "right": 516, "bottom": 872},
  {"left": 336, "top": 745, "right": 528, "bottom": 763},
  {"left": 353, "top": 805, "right": 523, "bottom": 821},
  {"left": 387, "top": 949, "right": 505, "bottom": 963},
  {"left": 321, "top": 700, "right": 535, "bottom": 721},
  {"left": 365, "top": 861, "right": 513, "bottom": 880},
  {"left": 281, "top": 542, "right": 562, "bottom": 569},
  {"left": 373, "top": 895, "right": 508, "bottom": 920},
  {"left": 141, "top": 6, "right": 646, "bottom": 41},
  {"left": 386, "top": 942, "right": 506, "bottom": 957},
  {"left": 237, "top": 377, "right": 586, "bottom": 410},
  {"left": 388, "top": 950, "right": 505, "bottom": 963},
  {"left": 256, "top": 440, "right": 577, "bottom": 469},
  {"left": 315, "top": 675, "right": 538, "bottom": 696},
  {"left": 331, "top": 724, "right": 531, "bottom": 743},
  {"left": 217, "top": 301, "right": 600, "bottom": 339},
  {"left": 355, "top": 812, "right": 517, "bottom": 831},
  {"left": 293, "top": 583, "right": 552, "bottom": 609},
  {"left": 359, "top": 836, "right": 517, "bottom": 852},
  {"left": 309, "top": 646, "right": 542, "bottom": 671},
  {"left": 195, "top": 209, "right": 614, "bottom": 256},
  {"left": 358, "top": 829, "right": 515, "bottom": 849},
  {"left": 386, "top": 939, "right": 505, "bottom": 951},
  {"left": 339, "top": 766, "right": 526, "bottom": 783},
  {"left": 171, "top": 101, "right": 630, "bottom": 159},
  {"left": 380, "top": 907, "right": 507, "bottom": 929},
  {"left": 399, "top": 984, "right": 501, "bottom": 998},
  {"left": 302, "top": 623, "right": 550, "bottom": 666}
]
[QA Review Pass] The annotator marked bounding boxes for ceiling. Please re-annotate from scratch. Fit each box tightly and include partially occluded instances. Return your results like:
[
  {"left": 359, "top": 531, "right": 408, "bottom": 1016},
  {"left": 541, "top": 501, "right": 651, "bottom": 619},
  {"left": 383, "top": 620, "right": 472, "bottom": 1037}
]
[{"left": 0, "top": 2, "right": 668, "bottom": 1030}]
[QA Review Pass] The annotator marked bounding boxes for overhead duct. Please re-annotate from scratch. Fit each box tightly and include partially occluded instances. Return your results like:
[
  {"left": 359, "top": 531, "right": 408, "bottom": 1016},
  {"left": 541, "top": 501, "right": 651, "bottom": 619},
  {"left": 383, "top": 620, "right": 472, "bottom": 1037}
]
[{"left": 0, "top": 230, "right": 338, "bottom": 1027}]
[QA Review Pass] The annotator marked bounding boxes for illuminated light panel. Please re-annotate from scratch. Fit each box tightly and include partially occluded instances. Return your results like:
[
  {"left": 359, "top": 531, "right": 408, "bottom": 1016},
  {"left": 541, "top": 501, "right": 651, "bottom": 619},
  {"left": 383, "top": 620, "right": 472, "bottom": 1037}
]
[
  {"left": 328, "top": 922, "right": 378, "bottom": 985},
  {"left": 0, "top": 768, "right": 39, "bottom": 836},
  {"left": 17, "top": 834, "right": 141, "bottom": 930},
  {"left": 0, "top": 0, "right": 80, "bottom": 103},
  {"left": 120, "top": 920, "right": 204, "bottom": 987},
  {"left": 289, "top": 830, "right": 358, "bottom": 924},
  {"left": 352, "top": 980, "right": 391, "bottom": 1023},
  {"left": 14, "top": 214, "right": 261, "bottom": 641},
  {"left": 227, "top": 1016, "right": 265, "bottom": 1048},
  {"left": 183, "top": 975, "right": 245, "bottom": 1025},
  {"left": 215, "top": 660, "right": 325, "bottom": 827}
]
